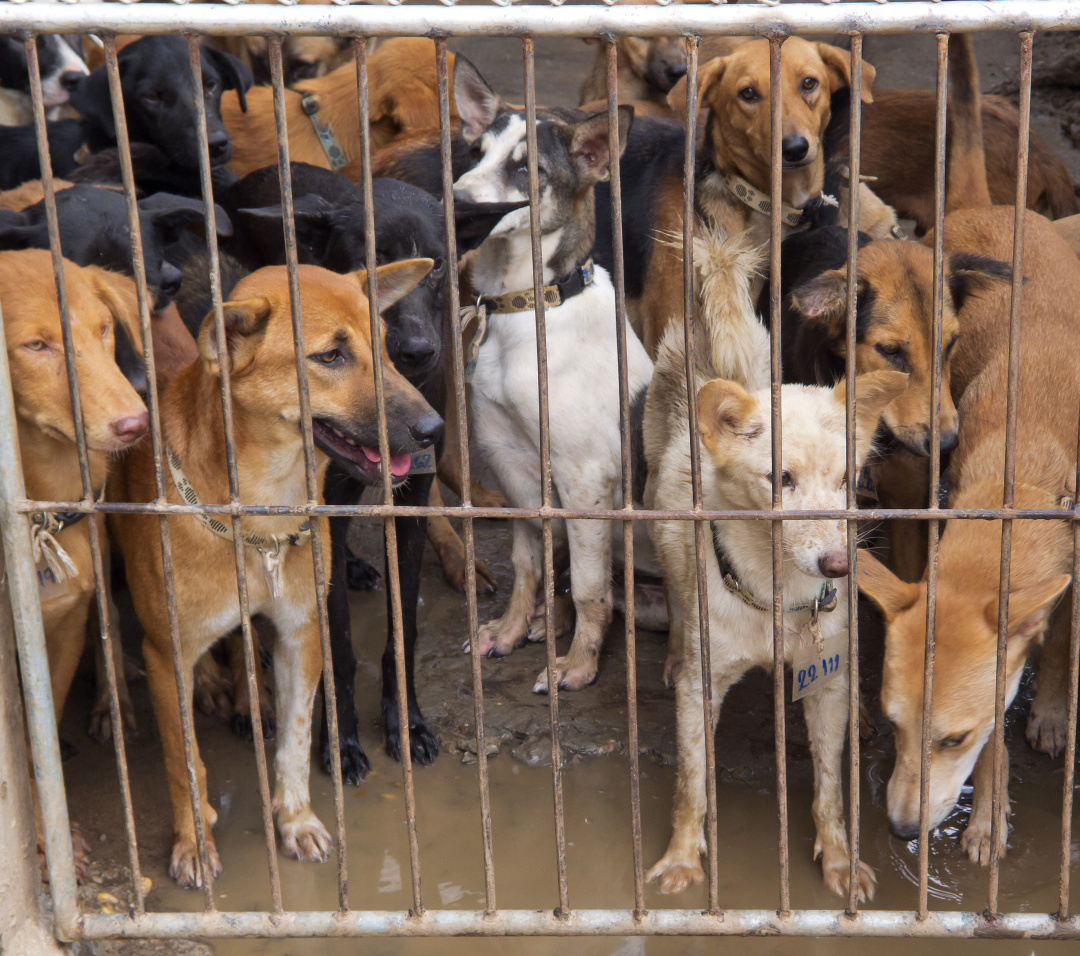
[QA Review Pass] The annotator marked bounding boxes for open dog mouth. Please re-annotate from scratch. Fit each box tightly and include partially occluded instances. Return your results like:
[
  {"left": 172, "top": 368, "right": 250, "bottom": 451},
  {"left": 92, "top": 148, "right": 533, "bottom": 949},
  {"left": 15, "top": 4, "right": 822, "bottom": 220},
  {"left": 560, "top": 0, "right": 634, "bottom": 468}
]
[{"left": 312, "top": 419, "right": 412, "bottom": 487}]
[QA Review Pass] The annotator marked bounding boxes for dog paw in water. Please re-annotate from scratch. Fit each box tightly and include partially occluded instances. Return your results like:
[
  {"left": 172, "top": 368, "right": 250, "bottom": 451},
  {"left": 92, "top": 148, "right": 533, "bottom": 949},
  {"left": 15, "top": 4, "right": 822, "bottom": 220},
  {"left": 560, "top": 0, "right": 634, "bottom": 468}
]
[
  {"left": 169, "top": 838, "right": 222, "bottom": 889},
  {"left": 960, "top": 817, "right": 1006, "bottom": 866},
  {"left": 322, "top": 734, "right": 371, "bottom": 785},
  {"left": 1026, "top": 699, "right": 1068, "bottom": 757},
  {"left": 279, "top": 811, "right": 332, "bottom": 863},
  {"left": 385, "top": 711, "right": 440, "bottom": 765},
  {"left": 646, "top": 855, "right": 705, "bottom": 895},
  {"left": 532, "top": 657, "right": 598, "bottom": 694},
  {"left": 821, "top": 858, "right": 877, "bottom": 902}
]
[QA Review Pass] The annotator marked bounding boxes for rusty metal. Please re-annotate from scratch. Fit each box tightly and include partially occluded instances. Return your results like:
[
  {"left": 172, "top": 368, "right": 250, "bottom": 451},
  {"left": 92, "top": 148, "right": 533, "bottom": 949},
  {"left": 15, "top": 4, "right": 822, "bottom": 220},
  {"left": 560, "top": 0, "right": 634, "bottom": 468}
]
[{"left": 1060, "top": 418, "right": 1080, "bottom": 922}]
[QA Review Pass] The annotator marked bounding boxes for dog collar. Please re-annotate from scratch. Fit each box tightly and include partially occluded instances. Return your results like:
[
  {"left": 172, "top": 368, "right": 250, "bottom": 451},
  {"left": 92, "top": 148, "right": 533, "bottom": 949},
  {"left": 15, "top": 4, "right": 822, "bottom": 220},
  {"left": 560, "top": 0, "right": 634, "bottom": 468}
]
[
  {"left": 478, "top": 258, "right": 595, "bottom": 315},
  {"left": 166, "top": 443, "right": 311, "bottom": 598},
  {"left": 720, "top": 169, "right": 806, "bottom": 228},
  {"left": 300, "top": 93, "right": 348, "bottom": 171},
  {"left": 710, "top": 521, "right": 837, "bottom": 617},
  {"left": 29, "top": 488, "right": 104, "bottom": 587}
]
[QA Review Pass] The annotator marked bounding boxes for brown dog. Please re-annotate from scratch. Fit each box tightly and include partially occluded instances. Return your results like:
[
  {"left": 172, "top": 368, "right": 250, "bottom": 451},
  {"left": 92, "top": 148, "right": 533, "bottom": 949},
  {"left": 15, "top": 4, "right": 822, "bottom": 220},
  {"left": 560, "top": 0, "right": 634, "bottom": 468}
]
[
  {"left": 858, "top": 36, "right": 1079, "bottom": 865},
  {"left": 109, "top": 258, "right": 440, "bottom": 886},
  {"left": 222, "top": 38, "right": 455, "bottom": 179}
]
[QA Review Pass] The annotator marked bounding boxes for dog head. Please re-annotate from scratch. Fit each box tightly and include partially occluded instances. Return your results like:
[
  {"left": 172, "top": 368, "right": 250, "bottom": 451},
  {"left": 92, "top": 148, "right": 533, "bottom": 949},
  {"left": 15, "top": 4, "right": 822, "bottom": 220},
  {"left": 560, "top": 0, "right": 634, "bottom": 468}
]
[
  {"left": 585, "top": 35, "right": 688, "bottom": 96},
  {"left": 71, "top": 37, "right": 252, "bottom": 169},
  {"left": 697, "top": 370, "right": 906, "bottom": 577},
  {"left": 242, "top": 35, "right": 354, "bottom": 87},
  {"left": 196, "top": 260, "right": 442, "bottom": 487},
  {"left": 858, "top": 549, "right": 1069, "bottom": 839},
  {"left": 788, "top": 241, "right": 1011, "bottom": 456},
  {"left": 674, "top": 37, "right": 875, "bottom": 207},
  {"left": 0, "top": 34, "right": 87, "bottom": 108},
  {"left": 0, "top": 249, "right": 147, "bottom": 456}
]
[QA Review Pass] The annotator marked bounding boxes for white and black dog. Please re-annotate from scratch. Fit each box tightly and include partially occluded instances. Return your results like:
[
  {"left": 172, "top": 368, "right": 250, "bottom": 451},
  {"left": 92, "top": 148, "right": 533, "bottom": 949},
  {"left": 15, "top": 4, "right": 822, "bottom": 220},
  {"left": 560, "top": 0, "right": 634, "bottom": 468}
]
[
  {"left": 452, "top": 56, "right": 654, "bottom": 693},
  {"left": 0, "top": 34, "right": 87, "bottom": 126}
]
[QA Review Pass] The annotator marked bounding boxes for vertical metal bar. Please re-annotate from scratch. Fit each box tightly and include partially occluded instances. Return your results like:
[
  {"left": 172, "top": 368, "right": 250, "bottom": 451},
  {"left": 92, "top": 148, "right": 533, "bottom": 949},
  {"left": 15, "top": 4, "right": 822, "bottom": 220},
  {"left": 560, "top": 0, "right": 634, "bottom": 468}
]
[
  {"left": 987, "top": 31, "right": 1033, "bottom": 917},
  {"left": 843, "top": 32, "right": 863, "bottom": 918},
  {"left": 355, "top": 36, "right": 424, "bottom": 916},
  {"left": 605, "top": 37, "right": 644, "bottom": 918},
  {"left": 917, "top": 32, "right": 949, "bottom": 922},
  {"left": 522, "top": 35, "right": 569, "bottom": 917},
  {"left": 1059, "top": 423, "right": 1080, "bottom": 921},
  {"left": 434, "top": 37, "right": 496, "bottom": 915},
  {"left": 767, "top": 35, "right": 790, "bottom": 918},
  {"left": 268, "top": 36, "right": 348, "bottom": 914}
]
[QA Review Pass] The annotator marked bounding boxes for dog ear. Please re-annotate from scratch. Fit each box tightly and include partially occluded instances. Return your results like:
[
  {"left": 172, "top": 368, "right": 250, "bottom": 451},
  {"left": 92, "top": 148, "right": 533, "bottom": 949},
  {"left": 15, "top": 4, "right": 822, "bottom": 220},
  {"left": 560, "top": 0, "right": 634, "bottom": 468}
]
[
  {"left": 856, "top": 549, "right": 920, "bottom": 622},
  {"left": 945, "top": 252, "right": 1011, "bottom": 313},
  {"left": 140, "top": 193, "right": 234, "bottom": 244},
  {"left": 454, "top": 55, "right": 502, "bottom": 143},
  {"left": 668, "top": 56, "right": 726, "bottom": 123},
  {"left": 202, "top": 45, "right": 253, "bottom": 113},
  {"left": 835, "top": 369, "right": 909, "bottom": 443},
  {"left": 68, "top": 64, "right": 116, "bottom": 138},
  {"left": 814, "top": 42, "right": 875, "bottom": 105},
  {"left": 696, "top": 377, "right": 759, "bottom": 456},
  {"left": 84, "top": 265, "right": 144, "bottom": 356},
  {"left": 621, "top": 38, "right": 651, "bottom": 78},
  {"left": 244, "top": 36, "right": 268, "bottom": 60},
  {"left": 198, "top": 297, "right": 273, "bottom": 377},
  {"left": 561, "top": 107, "right": 634, "bottom": 186},
  {"left": 354, "top": 258, "right": 434, "bottom": 314},
  {"left": 0, "top": 210, "right": 39, "bottom": 251},
  {"left": 984, "top": 574, "right": 1071, "bottom": 645},
  {"left": 788, "top": 268, "right": 849, "bottom": 332},
  {"left": 452, "top": 199, "right": 528, "bottom": 254},
  {"left": 239, "top": 194, "right": 336, "bottom": 263}
]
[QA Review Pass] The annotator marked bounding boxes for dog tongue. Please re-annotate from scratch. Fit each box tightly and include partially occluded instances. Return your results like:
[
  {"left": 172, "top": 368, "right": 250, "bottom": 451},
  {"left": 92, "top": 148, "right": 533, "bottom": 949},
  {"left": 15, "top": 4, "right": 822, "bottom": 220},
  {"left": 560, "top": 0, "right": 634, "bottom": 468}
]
[{"left": 361, "top": 446, "right": 411, "bottom": 478}]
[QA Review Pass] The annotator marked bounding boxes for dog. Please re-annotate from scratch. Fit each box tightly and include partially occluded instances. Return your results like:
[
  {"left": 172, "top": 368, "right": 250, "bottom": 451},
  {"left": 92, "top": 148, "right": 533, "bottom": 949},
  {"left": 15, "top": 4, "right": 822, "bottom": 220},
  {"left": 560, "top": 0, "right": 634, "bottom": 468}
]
[
  {"left": 109, "top": 257, "right": 441, "bottom": 886},
  {"left": 0, "top": 34, "right": 87, "bottom": 126},
  {"left": 451, "top": 55, "right": 653, "bottom": 692},
  {"left": 856, "top": 35, "right": 1080, "bottom": 866},
  {"left": 221, "top": 38, "right": 453, "bottom": 179},
  {"left": 0, "top": 249, "right": 148, "bottom": 880}
]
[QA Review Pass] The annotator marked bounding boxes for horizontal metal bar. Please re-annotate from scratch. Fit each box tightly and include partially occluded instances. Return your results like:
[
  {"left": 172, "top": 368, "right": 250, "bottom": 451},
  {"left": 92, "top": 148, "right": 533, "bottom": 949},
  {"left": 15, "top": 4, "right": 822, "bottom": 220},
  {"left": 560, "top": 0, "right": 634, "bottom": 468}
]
[
  {"left": 77, "top": 908, "right": 1080, "bottom": 940},
  {"left": 1, "top": 1, "right": 1079, "bottom": 39}
]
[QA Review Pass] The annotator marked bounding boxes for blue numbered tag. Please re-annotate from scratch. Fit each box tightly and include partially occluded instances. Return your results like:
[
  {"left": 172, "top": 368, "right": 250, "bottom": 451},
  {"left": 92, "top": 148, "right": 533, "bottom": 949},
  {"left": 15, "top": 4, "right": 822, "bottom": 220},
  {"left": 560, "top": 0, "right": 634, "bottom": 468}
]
[
  {"left": 36, "top": 556, "right": 69, "bottom": 603},
  {"left": 409, "top": 450, "right": 437, "bottom": 476},
  {"left": 792, "top": 630, "right": 847, "bottom": 702}
]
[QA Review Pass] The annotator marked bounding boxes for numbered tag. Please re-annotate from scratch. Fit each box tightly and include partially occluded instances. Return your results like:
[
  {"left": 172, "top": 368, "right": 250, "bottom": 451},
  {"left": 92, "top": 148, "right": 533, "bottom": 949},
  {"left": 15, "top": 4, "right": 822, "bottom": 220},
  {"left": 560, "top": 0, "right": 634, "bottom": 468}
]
[
  {"left": 36, "top": 556, "right": 69, "bottom": 603},
  {"left": 856, "top": 466, "right": 878, "bottom": 504},
  {"left": 409, "top": 449, "right": 437, "bottom": 475},
  {"left": 460, "top": 304, "right": 487, "bottom": 385},
  {"left": 792, "top": 628, "right": 847, "bottom": 702}
]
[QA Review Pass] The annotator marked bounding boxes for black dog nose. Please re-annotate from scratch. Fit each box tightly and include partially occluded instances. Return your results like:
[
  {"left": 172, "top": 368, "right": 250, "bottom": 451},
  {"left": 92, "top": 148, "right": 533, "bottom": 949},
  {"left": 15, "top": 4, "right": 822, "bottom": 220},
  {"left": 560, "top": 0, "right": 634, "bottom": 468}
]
[
  {"left": 665, "top": 63, "right": 687, "bottom": 85},
  {"left": 158, "top": 262, "right": 183, "bottom": 300},
  {"left": 889, "top": 820, "right": 920, "bottom": 842},
  {"left": 59, "top": 70, "right": 83, "bottom": 93},
  {"left": 395, "top": 336, "right": 437, "bottom": 372},
  {"left": 409, "top": 412, "right": 444, "bottom": 448},
  {"left": 939, "top": 429, "right": 959, "bottom": 452},
  {"left": 207, "top": 131, "right": 231, "bottom": 162},
  {"left": 781, "top": 135, "right": 810, "bottom": 165}
]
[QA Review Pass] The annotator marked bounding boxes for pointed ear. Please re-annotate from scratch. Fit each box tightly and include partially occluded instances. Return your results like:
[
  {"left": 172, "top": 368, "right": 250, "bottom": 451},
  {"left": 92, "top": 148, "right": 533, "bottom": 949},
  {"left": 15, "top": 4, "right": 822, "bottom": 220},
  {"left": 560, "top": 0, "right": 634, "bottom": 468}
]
[
  {"left": 984, "top": 575, "right": 1071, "bottom": 644},
  {"left": 452, "top": 199, "right": 528, "bottom": 254},
  {"left": 240, "top": 194, "right": 335, "bottom": 263},
  {"left": 815, "top": 42, "right": 875, "bottom": 104},
  {"left": 945, "top": 252, "right": 1011, "bottom": 313},
  {"left": 788, "top": 268, "right": 849, "bottom": 332},
  {"left": 69, "top": 64, "right": 116, "bottom": 138},
  {"left": 202, "top": 44, "right": 252, "bottom": 113},
  {"left": 834, "top": 370, "right": 909, "bottom": 443},
  {"left": 857, "top": 549, "right": 920, "bottom": 621},
  {"left": 668, "top": 55, "right": 726, "bottom": 123},
  {"left": 696, "top": 377, "right": 759, "bottom": 457},
  {"left": 454, "top": 55, "right": 502, "bottom": 143},
  {"left": 354, "top": 258, "right": 434, "bottom": 315},
  {"left": 140, "top": 192, "right": 233, "bottom": 242},
  {"left": 197, "top": 297, "right": 273, "bottom": 377},
  {"left": 561, "top": 107, "right": 633, "bottom": 186}
]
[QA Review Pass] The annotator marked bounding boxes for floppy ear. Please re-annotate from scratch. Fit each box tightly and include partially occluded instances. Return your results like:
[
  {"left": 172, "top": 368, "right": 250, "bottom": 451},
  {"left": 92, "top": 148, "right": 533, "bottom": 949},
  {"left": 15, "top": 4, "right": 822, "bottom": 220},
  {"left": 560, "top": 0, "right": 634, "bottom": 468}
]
[
  {"left": 0, "top": 210, "right": 39, "bottom": 251},
  {"left": 834, "top": 369, "right": 910, "bottom": 443},
  {"left": 621, "top": 38, "right": 651, "bottom": 78},
  {"left": 202, "top": 45, "right": 253, "bottom": 113},
  {"left": 561, "top": 106, "right": 634, "bottom": 186},
  {"left": 696, "top": 377, "right": 760, "bottom": 457},
  {"left": 68, "top": 64, "right": 116, "bottom": 137},
  {"left": 668, "top": 55, "right": 726, "bottom": 123},
  {"left": 239, "top": 194, "right": 336, "bottom": 263},
  {"left": 139, "top": 193, "right": 233, "bottom": 243},
  {"left": 198, "top": 297, "right": 273, "bottom": 377},
  {"left": 354, "top": 258, "right": 434, "bottom": 315},
  {"left": 945, "top": 252, "right": 1011, "bottom": 313},
  {"left": 244, "top": 36, "right": 269, "bottom": 60},
  {"left": 452, "top": 199, "right": 528, "bottom": 254},
  {"left": 984, "top": 575, "right": 1071, "bottom": 646},
  {"left": 788, "top": 268, "right": 849, "bottom": 332},
  {"left": 376, "top": 78, "right": 443, "bottom": 132},
  {"left": 84, "top": 265, "right": 143, "bottom": 354},
  {"left": 814, "top": 42, "right": 875, "bottom": 105},
  {"left": 857, "top": 549, "right": 920, "bottom": 621},
  {"left": 454, "top": 55, "right": 502, "bottom": 143}
]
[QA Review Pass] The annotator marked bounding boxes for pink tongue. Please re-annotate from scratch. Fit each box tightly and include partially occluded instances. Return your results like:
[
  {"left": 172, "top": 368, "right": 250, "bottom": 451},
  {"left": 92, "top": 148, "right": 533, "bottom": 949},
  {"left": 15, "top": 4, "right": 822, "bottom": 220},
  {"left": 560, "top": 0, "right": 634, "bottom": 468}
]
[
  {"left": 361, "top": 445, "right": 411, "bottom": 478},
  {"left": 361, "top": 445, "right": 381, "bottom": 463}
]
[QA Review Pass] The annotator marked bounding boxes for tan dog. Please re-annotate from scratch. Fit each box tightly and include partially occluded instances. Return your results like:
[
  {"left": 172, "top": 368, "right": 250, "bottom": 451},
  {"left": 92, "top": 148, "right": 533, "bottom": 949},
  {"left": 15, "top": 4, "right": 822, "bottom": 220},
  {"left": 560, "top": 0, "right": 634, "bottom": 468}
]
[
  {"left": 857, "top": 36, "right": 1080, "bottom": 865},
  {"left": 222, "top": 38, "right": 455, "bottom": 179},
  {"left": 1, "top": 250, "right": 148, "bottom": 879},
  {"left": 109, "top": 259, "right": 439, "bottom": 886}
]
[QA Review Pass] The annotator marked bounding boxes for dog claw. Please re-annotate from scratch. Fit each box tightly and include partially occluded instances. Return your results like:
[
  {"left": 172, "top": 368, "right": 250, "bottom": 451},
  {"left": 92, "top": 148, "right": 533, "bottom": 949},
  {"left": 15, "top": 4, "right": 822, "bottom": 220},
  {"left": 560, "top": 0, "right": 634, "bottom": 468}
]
[
  {"left": 533, "top": 658, "right": 598, "bottom": 695},
  {"left": 322, "top": 734, "right": 371, "bottom": 785},
  {"left": 279, "top": 812, "right": 332, "bottom": 864},
  {"left": 822, "top": 858, "right": 877, "bottom": 903},
  {"left": 1026, "top": 702, "right": 1068, "bottom": 758},
  {"left": 385, "top": 714, "right": 439, "bottom": 765},
  {"left": 645, "top": 855, "right": 705, "bottom": 895},
  {"left": 169, "top": 838, "right": 222, "bottom": 889}
]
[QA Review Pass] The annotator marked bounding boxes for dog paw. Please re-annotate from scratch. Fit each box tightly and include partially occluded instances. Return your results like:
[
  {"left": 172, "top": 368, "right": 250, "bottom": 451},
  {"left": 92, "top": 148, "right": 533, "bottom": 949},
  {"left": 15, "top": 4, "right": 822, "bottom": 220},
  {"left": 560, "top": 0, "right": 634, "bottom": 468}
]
[
  {"left": 469, "top": 620, "right": 528, "bottom": 657},
  {"left": 471, "top": 481, "right": 508, "bottom": 510},
  {"left": 645, "top": 854, "right": 705, "bottom": 895},
  {"left": 169, "top": 837, "right": 222, "bottom": 889},
  {"left": 385, "top": 712, "right": 440, "bottom": 766},
  {"left": 193, "top": 658, "right": 233, "bottom": 720},
  {"left": 279, "top": 811, "right": 332, "bottom": 863},
  {"left": 88, "top": 694, "right": 137, "bottom": 745},
  {"left": 442, "top": 552, "right": 498, "bottom": 595},
  {"left": 345, "top": 549, "right": 381, "bottom": 591},
  {"left": 960, "top": 817, "right": 1006, "bottom": 866},
  {"left": 231, "top": 708, "right": 276, "bottom": 742},
  {"left": 1026, "top": 700, "right": 1068, "bottom": 757},
  {"left": 821, "top": 858, "right": 877, "bottom": 902},
  {"left": 662, "top": 649, "right": 683, "bottom": 690},
  {"left": 533, "top": 656, "right": 598, "bottom": 694},
  {"left": 322, "top": 734, "right": 371, "bottom": 785},
  {"left": 44, "top": 821, "right": 93, "bottom": 884}
]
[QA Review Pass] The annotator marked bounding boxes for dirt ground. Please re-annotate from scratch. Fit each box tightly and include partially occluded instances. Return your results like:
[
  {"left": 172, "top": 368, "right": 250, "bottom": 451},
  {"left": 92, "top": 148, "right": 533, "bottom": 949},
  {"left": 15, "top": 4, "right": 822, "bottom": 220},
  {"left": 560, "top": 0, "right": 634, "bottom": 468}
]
[{"left": 45, "top": 22, "right": 1080, "bottom": 956}]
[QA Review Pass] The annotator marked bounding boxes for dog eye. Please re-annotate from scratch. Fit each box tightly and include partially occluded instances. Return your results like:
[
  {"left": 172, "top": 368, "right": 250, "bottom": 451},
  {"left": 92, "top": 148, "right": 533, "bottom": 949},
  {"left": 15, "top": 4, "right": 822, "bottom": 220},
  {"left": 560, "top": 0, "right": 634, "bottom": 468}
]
[
  {"left": 875, "top": 343, "right": 910, "bottom": 371},
  {"left": 429, "top": 257, "right": 446, "bottom": 281},
  {"left": 204, "top": 79, "right": 218, "bottom": 95},
  {"left": 312, "top": 348, "right": 343, "bottom": 366},
  {"left": 766, "top": 471, "right": 794, "bottom": 488},
  {"left": 24, "top": 339, "right": 48, "bottom": 352},
  {"left": 144, "top": 91, "right": 162, "bottom": 106},
  {"left": 939, "top": 732, "right": 969, "bottom": 750},
  {"left": 100, "top": 324, "right": 110, "bottom": 340},
  {"left": 738, "top": 87, "right": 759, "bottom": 103},
  {"left": 801, "top": 77, "right": 818, "bottom": 93}
]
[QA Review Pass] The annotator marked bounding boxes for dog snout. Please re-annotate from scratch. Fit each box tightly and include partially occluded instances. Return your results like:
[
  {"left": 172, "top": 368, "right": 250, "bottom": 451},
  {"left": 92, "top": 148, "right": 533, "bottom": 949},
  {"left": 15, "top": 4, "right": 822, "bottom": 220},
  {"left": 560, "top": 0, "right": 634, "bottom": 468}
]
[
  {"left": 394, "top": 335, "right": 438, "bottom": 373},
  {"left": 158, "top": 262, "right": 183, "bottom": 301},
  {"left": 817, "top": 551, "right": 849, "bottom": 578},
  {"left": 939, "top": 429, "right": 959, "bottom": 453},
  {"left": 111, "top": 412, "right": 149, "bottom": 445},
  {"left": 60, "top": 70, "right": 84, "bottom": 94},
  {"left": 665, "top": 62, "right": 687, "bottom": 85},
  {"left": 207, "top": 130, "right": 232, "bottom": 165},
  {"left": 409, "top": 412, "right": 444, "bottom": 448},
  {"left": 888, "top": 818, "right": 919, "bottom": 842},
  {"left": 781, "top": 135, "right": 810, "bottom": 165}
]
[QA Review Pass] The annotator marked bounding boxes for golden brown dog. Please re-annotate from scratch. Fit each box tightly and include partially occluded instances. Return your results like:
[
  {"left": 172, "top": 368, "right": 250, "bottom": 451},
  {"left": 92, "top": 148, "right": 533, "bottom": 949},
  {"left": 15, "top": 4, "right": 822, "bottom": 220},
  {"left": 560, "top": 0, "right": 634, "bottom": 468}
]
[
  {"left": 858, "top": 36, "right": 1080, "bottom": 865},
  {"left": 109, "top": 258, "right": 439, "bottom": 886},
  {"left": 222, "top": 38, "right": 455, "bottom": 179}
]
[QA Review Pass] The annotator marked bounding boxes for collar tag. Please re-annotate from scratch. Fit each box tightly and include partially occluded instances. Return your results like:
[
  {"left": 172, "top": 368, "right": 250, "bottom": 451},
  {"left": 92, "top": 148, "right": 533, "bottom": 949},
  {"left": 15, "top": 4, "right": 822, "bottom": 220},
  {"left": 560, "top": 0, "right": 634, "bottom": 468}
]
[
  {"left": 792, "top": 627, "right": 848, "bottom": 702},
  {"left": 300, "top": 93, "right": 348, "bottom": 171},
  {"left": 35, "top": 553, "right": 70, "bottom": 603},
  {"left": 460, "top": 302, "right": 488, "bottom": 385}
]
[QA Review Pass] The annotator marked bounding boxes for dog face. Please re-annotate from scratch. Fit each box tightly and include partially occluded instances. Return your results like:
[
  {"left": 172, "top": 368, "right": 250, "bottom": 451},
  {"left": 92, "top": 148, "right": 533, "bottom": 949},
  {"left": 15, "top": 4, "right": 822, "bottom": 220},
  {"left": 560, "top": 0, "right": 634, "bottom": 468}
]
[
  {"left": 71, "top": 37, "right": 252, "bottom": 169},
  {"left": 196, "top": 260, "right": 443, "bottom": 487},
  {"left": 682, "top": 38, "right": 875, "bottom": 205},
  {"left": 243, "top": 35, "right": 354, "bottom": 87},
  {"left": 0, "top": 34, "right": 87, "bottom": 108},
  {"left": 858, "top": 551, "right": 1069, "bottom": 838},
  {"left": 789, "top": 243, "right": 1011, "bottom": 456},
  {"left": 0, "top": 249, "right": 147, "bottom": 454},
  {"left": 697, "top": 370, "right": 906, "bottom": 577},
  {"left": 620, "top": 36, "right": 688, "bottom": 95}
]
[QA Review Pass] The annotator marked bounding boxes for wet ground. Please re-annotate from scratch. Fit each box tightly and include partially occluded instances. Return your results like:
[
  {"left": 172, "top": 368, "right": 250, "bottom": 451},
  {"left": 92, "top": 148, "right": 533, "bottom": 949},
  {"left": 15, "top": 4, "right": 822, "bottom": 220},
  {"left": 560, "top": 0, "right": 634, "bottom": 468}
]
[{"left": 53, "top": 23, "right": 1080, "bottom": 956}]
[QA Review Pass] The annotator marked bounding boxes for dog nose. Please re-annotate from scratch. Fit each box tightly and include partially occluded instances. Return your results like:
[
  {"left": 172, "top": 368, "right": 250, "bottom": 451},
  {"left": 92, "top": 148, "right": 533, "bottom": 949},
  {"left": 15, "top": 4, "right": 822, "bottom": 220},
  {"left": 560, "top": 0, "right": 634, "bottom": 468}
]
[
  {"left": 409, "top": 412, "right": 444, "bottom": 448},
  {"left": 395, "top": 336, "right": 437, "bottom": 372},
  {"left": 939, "top": 429, "right": 959, "bottom": 452},
  {"left": 111, "top": 412, "right": 149, "bottom": 445},
  {"left": 665, "top": 62, "right": 687, "bottom": 85},
  {"left": 781, "top": 135, "right": 810, "bottom": 165},
  {"left": 158, "top": 262, "right": 183, "bottom": 300},
  {"left": 818, "top": 551, "right": 849, "bottom": 578},
  {"left": 59, "top": 70, "right": 84, "bottom": 94},
  {"left": 207, "top": 131, "right": 231, "bottom": 163},
  {"left": 889, "top": 819, "right": 920, "bottom": 842}
]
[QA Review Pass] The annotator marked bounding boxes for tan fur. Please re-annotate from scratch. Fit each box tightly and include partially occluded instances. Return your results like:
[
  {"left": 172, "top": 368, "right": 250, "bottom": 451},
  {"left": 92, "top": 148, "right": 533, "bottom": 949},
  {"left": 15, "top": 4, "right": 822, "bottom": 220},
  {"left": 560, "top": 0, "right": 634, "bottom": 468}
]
[
  {"left": 0, "top": 179, "right": 74, "bottom": 211},
  {"left": 1054, "top": 213, "right": 1080, "bottom": 259}
]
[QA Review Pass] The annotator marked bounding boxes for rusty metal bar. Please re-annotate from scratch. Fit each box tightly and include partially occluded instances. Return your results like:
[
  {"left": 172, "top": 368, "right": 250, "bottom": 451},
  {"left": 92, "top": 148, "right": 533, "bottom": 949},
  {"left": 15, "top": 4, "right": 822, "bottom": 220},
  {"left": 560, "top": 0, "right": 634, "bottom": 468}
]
[
  {"left": 522, "top": 35, "right": 570, "bottom": 918},
  {"left": 355, "top": 36, "right": 425, "bottom": 917},
  {"left": 433, "top": 36, "right": 497, "bottom": 915},
  {"left": 767, "top": 35, "right": 790, "bottom": 918},
  {"left": 268, "top": 36, "right": 348, "bottom": 913},
  {"left": 1060, "top": 421, "right": 1080, "bottom": 921},
  {"left": 987, "top": 31, "right": 1033, "bottom": 917}
]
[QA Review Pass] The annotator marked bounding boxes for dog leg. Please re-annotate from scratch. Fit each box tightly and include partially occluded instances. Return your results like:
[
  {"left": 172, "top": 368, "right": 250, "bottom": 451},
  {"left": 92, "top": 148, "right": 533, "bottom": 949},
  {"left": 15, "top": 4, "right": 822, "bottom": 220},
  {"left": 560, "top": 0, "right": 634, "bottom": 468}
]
[
  {"left": 663, "top": 583, "right": 686, "bottom": 689},
  {"left": 472, "top": 518, "right": 542, "bottom": 657},
  {"left": 961, "top": 742, "right": 1010, "bottom": 866},
  {"left": 227, "top": 627, "right": 275, "bottom": 742},
  {"left": 192, "top": 649, "right": 233, "bottom": 720},
  {"left": 426, "top": 480, "right": 496, "bottom": 594},
  {"left": 437, "top": 390, "right": 507, "bottom": 510},
  {"left": 88, "top": 607, "right": 136, "bottom": 744},
  {"left": 1027, "top": 598, "right": 1071, "bottom": 757},
  {"left": 802, "top": 674, "right": 877, "bottom": 902}
]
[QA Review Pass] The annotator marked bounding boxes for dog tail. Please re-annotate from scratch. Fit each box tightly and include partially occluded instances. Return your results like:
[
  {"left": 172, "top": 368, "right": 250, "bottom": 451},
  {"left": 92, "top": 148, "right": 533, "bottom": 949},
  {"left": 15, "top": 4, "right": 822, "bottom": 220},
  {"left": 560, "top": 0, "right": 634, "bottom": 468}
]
[{"left": 945, "top": 34, "right": 991, "bottom": 213}]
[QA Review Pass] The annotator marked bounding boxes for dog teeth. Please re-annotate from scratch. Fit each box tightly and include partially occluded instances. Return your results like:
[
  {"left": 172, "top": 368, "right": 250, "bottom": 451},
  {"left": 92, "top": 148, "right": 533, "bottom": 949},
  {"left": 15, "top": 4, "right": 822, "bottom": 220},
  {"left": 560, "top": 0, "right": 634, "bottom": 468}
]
[
  {"left": 344, "top": 436, "right": 357, "bottom": 447},
  {"left": 332, "top": 427, "right": 345, "bottom": 438}
]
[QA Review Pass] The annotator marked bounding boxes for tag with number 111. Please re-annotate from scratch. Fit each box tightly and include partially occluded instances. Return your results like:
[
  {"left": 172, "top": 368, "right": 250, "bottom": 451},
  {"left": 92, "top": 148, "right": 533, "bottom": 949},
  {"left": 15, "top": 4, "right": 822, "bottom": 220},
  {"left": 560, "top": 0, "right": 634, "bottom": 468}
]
[{"left": 792, "top": 629, "right": 848, "bottom": 702}]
